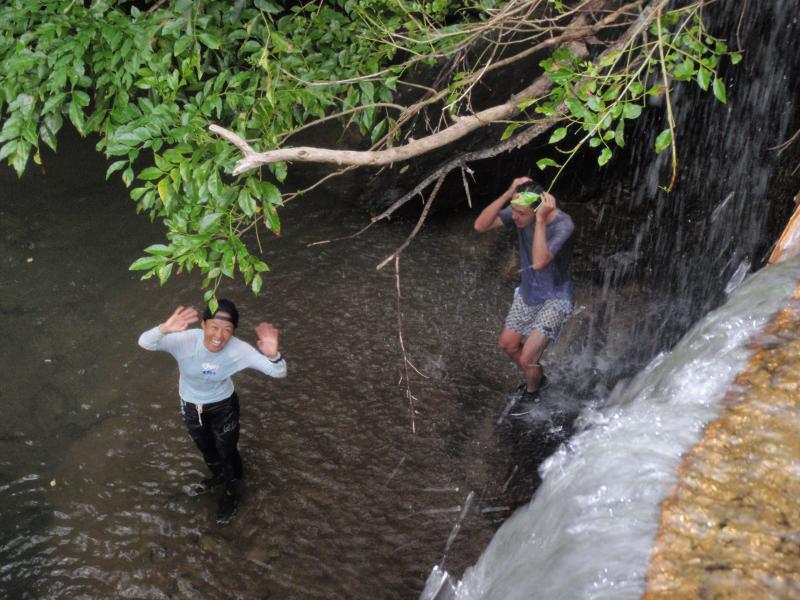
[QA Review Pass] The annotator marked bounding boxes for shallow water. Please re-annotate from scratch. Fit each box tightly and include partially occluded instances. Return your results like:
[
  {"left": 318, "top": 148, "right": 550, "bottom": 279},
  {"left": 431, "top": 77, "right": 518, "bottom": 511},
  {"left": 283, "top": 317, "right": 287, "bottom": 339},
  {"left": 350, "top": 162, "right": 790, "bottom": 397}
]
[{"left": 1, "top": 132, "right": 606, "bottom": 599}]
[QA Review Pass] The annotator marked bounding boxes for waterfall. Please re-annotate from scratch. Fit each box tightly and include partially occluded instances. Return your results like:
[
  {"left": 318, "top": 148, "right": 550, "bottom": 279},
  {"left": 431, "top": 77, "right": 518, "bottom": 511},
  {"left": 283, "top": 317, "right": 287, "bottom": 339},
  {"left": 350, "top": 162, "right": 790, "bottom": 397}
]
[{"left": 424, "top": 256, "right": 800, "bottom": 599}]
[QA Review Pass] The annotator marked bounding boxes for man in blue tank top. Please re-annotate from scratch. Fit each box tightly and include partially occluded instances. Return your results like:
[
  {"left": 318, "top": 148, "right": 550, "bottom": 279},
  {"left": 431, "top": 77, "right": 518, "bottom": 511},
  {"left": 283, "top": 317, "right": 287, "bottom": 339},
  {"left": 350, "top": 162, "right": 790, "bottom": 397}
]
[
  {"left": 474, "top": 177, "right": 574, "bottom": 402},
  {"left": 138, "top": 299, "right": 287, "bottom": 524}
]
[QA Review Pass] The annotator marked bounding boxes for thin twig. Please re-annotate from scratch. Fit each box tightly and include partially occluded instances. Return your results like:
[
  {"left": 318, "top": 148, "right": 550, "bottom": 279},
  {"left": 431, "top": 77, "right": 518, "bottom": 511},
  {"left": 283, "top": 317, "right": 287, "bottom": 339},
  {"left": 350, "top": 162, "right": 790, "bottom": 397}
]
[
  {"left": 147, "top": 0, "right": 168, "bottom": 13},
  {"left": 770, "top": 127, "right": 800, "bottom": 153},
  {"left": 394, "top": 256, "right": 417, "bottom": 434},
  {"left": 376, "top": 174, "right": 446, "bottom": 270},
  {"left": 656, "top": 4, "right": 678, "bottom": 191},
  {"left": 307, "top": 221, "right": 376, "bottom": 247},
  {"left": 461, "top": 165, "right": 474, "bottom": 208},
  {"left": 735, "top": 0, "right": 748, "bottom": 50}
]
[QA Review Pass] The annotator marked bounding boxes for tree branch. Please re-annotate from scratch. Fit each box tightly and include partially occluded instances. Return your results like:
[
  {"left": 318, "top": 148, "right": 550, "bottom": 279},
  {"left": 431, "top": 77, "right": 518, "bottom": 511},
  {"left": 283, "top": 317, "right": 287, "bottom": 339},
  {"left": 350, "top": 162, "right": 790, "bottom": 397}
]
[
  {"left": 372, "top": 0, "right": 664, "bottom": 221},
  {"left": 210, "top": 8, "right": 599, "bottom": 175}
]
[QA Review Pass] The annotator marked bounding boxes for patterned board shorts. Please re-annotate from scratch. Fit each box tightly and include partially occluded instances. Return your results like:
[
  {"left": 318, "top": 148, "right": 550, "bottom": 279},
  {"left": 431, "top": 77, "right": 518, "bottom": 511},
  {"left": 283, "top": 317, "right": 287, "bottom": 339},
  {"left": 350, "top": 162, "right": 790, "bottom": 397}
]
[{"left": 504, "top": 291, "right": 572, "bottom": 340}]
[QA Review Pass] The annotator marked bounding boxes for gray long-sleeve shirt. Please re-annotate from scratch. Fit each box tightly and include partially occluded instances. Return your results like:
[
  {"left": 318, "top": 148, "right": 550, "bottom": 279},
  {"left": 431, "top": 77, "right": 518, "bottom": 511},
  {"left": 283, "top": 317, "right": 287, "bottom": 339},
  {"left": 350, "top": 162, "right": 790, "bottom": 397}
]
[{"left": 138, "top": 327, "right": 287, "bottom": 404}]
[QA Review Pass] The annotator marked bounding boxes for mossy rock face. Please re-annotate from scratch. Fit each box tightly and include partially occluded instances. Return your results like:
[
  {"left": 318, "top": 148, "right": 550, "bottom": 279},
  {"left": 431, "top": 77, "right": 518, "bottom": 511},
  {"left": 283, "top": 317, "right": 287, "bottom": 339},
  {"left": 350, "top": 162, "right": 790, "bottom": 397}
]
[{"left": 644, "top": 304, "right": 800, "bottom": 599}]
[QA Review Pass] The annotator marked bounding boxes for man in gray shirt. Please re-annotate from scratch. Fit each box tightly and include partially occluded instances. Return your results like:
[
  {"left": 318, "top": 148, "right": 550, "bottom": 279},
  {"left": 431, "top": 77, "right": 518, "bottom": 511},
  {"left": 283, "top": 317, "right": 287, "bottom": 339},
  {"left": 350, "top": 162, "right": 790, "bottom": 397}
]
[
  {"left": 474, "top": 177, "right": 574, "bottom": 402},
  {"left": 138, "top": 299, "right": 287, "bottom": 523}
]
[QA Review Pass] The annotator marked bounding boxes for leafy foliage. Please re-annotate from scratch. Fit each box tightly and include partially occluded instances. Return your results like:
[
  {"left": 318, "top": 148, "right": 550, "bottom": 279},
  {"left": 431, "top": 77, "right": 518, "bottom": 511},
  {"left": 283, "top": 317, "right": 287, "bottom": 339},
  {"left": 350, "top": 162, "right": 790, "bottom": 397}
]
[
  {"left": 524, "top": 6, "right": 740, "bottom": 183},
  {"left": 0, "top": 0, "right": 472, "bottom": 304},
  {"left": 1, "top": 0, "right": 739, "bottom": 302}
]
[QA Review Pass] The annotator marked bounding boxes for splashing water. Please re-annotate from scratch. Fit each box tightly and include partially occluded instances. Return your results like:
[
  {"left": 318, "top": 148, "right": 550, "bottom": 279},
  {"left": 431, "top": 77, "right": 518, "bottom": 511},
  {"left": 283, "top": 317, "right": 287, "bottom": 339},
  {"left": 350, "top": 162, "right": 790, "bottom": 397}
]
[{"left": 423, "top": 256, "right": 800, "bottom": 599}]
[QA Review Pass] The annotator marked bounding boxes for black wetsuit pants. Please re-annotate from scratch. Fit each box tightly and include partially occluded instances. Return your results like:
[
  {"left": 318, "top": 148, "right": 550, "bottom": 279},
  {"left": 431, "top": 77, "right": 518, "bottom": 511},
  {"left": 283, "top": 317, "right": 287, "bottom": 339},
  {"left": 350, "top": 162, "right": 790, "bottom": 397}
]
[{"left": 181, "top": 392, "right": 243, "bottom": 487}]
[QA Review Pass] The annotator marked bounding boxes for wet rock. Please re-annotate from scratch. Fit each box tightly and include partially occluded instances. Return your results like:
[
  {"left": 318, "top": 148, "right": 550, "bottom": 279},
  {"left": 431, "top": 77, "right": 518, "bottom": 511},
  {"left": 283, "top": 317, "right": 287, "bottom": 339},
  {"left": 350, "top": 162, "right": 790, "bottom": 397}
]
[
  {"left": 149, "top": 544, "right": 170, "bottom": 562},
  {"left": 198, "top": 532, "right": 230, "bottom": 555},
  {"left": 245, "top": 544, "right": 280, "bottom": 568},
  {"left": 174, "top": 575, "right": 200, "bottom": 597}
]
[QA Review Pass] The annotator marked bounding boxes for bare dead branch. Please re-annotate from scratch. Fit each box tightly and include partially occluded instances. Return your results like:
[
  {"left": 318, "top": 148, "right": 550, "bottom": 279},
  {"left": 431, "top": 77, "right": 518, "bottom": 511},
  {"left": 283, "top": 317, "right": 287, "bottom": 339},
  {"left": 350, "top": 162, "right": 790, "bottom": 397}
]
[
  {"left": 307, "top": 221, "right": 376, "bottom": 247},
  {"left": 377, "top": 174, "right": 447, "bottom": 270},
  {"left": 461, "top": 166, "right": 474, "bottom": 208},
  {"left": 394, "top": 256, "right": 417, "bottom": 434}
]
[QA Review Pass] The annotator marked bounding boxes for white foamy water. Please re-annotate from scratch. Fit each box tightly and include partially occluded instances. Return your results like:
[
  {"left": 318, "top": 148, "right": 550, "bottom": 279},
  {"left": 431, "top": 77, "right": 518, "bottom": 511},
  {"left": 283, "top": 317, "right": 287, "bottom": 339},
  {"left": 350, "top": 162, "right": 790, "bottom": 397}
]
[{"left": 424, "top": 256, "right": 800, "bottom": 600}]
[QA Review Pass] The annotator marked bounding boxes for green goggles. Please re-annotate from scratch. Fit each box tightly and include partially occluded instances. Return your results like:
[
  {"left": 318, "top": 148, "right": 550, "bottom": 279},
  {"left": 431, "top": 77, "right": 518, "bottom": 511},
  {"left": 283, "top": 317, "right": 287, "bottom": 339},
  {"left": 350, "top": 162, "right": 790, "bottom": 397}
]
[{"left": 510, "top": 191, "right": 542, "bottom": 208}]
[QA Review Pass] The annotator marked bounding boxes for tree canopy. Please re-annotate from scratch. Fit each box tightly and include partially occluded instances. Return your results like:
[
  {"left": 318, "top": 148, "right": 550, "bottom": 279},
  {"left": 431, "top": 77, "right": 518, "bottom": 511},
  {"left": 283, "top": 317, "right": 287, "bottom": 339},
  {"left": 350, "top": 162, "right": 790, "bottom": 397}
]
[{"left": 0, "top": 0, "right": 737, "bottom": 308}]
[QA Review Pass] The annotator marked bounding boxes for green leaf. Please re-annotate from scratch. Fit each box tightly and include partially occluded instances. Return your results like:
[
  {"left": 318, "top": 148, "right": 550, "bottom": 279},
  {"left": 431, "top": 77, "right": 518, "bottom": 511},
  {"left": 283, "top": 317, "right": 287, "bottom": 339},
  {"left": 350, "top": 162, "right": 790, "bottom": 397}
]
[
  {"left": 548, "top": 127, "right": 567, "bottom": 144},
  {"left": 712, "top": 78, "right": 727, "bottom": 103},
  {"left": 129, "top": 256, "right": 163, "bottom": 271},
  {"left": 673, "top": 61, "right": 695, "bottom": 81},
  {"left": 73, "top": 90, "right": 90, "bottom": 107},
  {"left": 0, "top": 141, "right": 17, "bottom": 162},
  {"left": 655, "top": 128, "right": 673, "bottom": 153},
  {"left": 68, "top": 101, "right": 85, "bottom": 134},
  {"left": 122, "top": 167, "right": 134, "bottom": 188},
  {"left": 144, "top": 244, "right": 173, "bottom": 256},
  {"left": 597, "top": 147, "right": 612, "bottom": 166},
  {"left": 263, "top": 204, "right": 281, "bottom": 234},
  {"left": 586, "top": 96, "right": 603, "bottom": 112},
  {"left": 174, "top": 35, "right": 193, "bottom": 56},
  {"left": 157, "top": 178, "right": 172, "bottom": 208},
  {"left": 501, "top": 123, "right": 520, "bottom": 141},
  {"left": 198, "top": 33, "right": 222, "bottom": 50},
  {"left": 251, "top": 273, "right": 263, "bottom": 294},
  {"left": 157, "top": 262, "right": 173, "bottom": 285},
  {"left": 536, "top": 158, "right": 559, "bottom": 170},
  {"left": 730, "top": 52, "right": 743, "bottom": 65},
  {"left": 138, "top": 167, "right": 163, "bottom": 180},
  {"left": 614, "top": 120, "right": 625, "bottom": 148},
  {"left": 622, "top": 103, "right": 642, "bottom": 119},
  {"left": 12, "top": 142, "right": 30, "bottom": 177},
  {"left": 221, "top": 250, "right": 235, "bottom": 278},
  {"left": 696, "top": 67, "right": 711, "bottom": 91},
  {"left": 565, "top": 98, "right": 586, "bottom": 119},
  {"left": 198, "top": 212, "right": 222, "bottom": 233},
  {"left": 271, "top": 161, "right": 287, "bottom": 183},
  {"left": 259, "top": 180, "right": 282, "bottom": 206},
  {"left": 589, "top": 136, "right": 602, "bottom": 148},
  {"left": 238, "top": 188, "right": 256, "bottom": 217},
  {"left": 370, "top": 118, "right": 387, "bottom": 145},
  {"left": 106, "top": 160, "right": 127, "bottom": 179},
  {"left": 43, "top": 92, "right": 67, "bottom": 114}
]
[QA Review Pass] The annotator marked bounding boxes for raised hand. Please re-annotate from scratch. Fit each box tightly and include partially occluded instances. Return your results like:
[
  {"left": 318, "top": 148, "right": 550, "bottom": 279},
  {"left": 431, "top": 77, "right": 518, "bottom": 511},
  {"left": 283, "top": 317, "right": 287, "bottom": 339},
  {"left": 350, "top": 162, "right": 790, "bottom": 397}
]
[
  {"left": 511, "top": 176, "right": 532, "bottom": 189},
  {"left": 536, "top": 192, "right": 557, "bottom": 222},
  {"left": 159, "top": 306, "right": 199, "bottom": 334},
  {"left": 255, "top": 322, "right": 280, "bottom": 358}
]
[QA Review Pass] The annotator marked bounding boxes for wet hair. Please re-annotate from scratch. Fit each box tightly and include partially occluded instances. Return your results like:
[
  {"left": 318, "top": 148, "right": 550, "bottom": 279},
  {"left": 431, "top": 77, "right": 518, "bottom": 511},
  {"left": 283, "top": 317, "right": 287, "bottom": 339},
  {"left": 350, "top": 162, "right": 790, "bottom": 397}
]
[
  {"left": 517, "top": 181, "right": 545, "bottom": 195},
  {"left": 203, "top": 298, "right": 239, "bottom": 329}
]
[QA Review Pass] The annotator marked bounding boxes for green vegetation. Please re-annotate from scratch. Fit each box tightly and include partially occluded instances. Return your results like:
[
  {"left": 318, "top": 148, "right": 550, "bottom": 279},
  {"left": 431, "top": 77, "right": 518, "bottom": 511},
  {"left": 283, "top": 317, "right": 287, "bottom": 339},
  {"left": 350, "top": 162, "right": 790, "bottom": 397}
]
[{"left": 0, "top": 0, "right": 737, "bottom": 306}]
